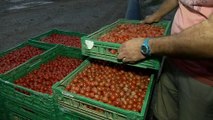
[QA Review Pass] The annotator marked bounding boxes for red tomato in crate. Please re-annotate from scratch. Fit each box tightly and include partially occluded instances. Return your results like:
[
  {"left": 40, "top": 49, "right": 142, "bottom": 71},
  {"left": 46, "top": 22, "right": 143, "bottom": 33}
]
[
  {"left": 66, "top": 60, "right": 151, "bottom": 112},
  {"left": 0, "top": 46, "right": 43, "bottom": 74},
  {"left": 99, "top": 24, "right": 164, "bottom": 44},
  {"left": 15, "top": 56, "right": 83, "bottom": 94},
  {"left": 42, "top": 34, "right": 81, "bottom": 48}
]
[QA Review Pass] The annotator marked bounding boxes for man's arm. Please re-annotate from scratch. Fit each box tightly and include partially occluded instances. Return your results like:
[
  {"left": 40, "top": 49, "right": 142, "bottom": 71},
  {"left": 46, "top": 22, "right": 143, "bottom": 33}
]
[
  {"left": 118, "top": 14, "right": 213, "bottom": 62},
  {"left": 143, "top": 0, "right": 178, "bottom": 23},
  {"left": 150, "top": 14, "right": 213, "bottom": 58}
]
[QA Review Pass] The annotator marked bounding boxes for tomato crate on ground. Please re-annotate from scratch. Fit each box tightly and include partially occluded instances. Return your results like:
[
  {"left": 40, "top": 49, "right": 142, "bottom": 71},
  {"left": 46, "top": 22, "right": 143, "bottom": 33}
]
[
  {"left": 4, "top": 99, "right": 55, "bottom": 120},
  {"left": 29, "top": 29, "right": 87, "bottom": 49},
  {"left": 81, "top": 19, "right": 171, "bottom": 70},
  {"left": 0, "top": 45, "right": 86, "bottom": 120},
  {"left": 53, "top": 59, "right": 156, "bottom": 120},
  {"left": 0, "top": 40, "right": 55, "bottom": 78}
]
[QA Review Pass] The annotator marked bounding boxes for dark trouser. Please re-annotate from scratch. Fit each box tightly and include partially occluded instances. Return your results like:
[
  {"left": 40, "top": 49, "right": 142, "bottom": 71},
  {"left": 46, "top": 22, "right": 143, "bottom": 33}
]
[
  {"left": 125, "top": 0, "right": 141, "bottom": 20},
  {"left": 153, "top": 60, "right": 213, "bottom": 120}
]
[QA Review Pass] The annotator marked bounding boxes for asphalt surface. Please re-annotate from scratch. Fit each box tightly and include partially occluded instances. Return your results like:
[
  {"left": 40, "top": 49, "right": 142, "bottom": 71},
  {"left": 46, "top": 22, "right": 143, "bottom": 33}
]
[{"left": 0, "top": 0, "right": 127, "bottom": 52}]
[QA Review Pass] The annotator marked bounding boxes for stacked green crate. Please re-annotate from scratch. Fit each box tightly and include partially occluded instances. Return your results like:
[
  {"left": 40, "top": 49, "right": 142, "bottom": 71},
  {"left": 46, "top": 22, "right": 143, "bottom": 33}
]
[
  {"left": 0, "top": 95, "right": 7, "bottom": 120},
  {"left": 29, "top": 29, "right": 86, "bottom": 49},
  {"left": 81, "top": 19, "right": 171, "bottom": 70},
  {"left": 57, "top": 107, "right": 91, "bottom": 120},
  {"left": 5, "top": 100, "right": 52, "bottom": 120},
  {"left": 53, "top": 59, "right": 156, "bottom": 120},
  {"left": 0, "top": 41, "right": 55, "bottom": 120},
  {"left": 0, "top": 45, "right": 86, "bottom": 120}
]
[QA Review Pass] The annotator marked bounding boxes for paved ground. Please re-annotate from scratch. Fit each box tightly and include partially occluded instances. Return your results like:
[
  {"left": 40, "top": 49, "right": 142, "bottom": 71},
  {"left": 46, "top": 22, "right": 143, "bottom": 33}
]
[{"left": 0, "top": 0, "right": 127, "bottom": 52}]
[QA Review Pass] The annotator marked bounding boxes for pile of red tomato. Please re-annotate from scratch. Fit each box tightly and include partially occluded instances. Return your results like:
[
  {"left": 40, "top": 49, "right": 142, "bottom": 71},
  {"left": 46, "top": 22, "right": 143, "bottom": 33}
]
[
  {"left": 42, "top": 34, "right": 81, "bottom": 48},
  {"left": 66, "top": 60, "right": 150, "bottom": 112},
  {"left": 99, "top": 23, "right": 164, "bottom": 44},
  {"left": 0, "top": 46, "right": 43, "bottom": 74},
  {"left": 15, "top": 56, "right": 83, "bottom": 94}
]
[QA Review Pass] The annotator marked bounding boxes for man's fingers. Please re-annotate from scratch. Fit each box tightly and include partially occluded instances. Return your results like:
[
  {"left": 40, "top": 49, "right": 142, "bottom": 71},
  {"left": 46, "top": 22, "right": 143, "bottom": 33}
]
[
  {"left": 117, "top": 44, "right": 127, "bottom": 60},
  {"left": 139, "top": 20, "right": 144, "bottom": 24},
  {"left": 117, "top": 51, "right": 126, "bottom": 60},
  {"left": 122, "top": 57, "right": 131, "bottom": 63},
  {"left": 118, "top": 47, "right": 122, "bottom": 54},
  {"left": 118, "top": 44, "right": 126, "bottom": 53},
  {"left": 142, "top": 15, "right": 150, "bottom": 23}
]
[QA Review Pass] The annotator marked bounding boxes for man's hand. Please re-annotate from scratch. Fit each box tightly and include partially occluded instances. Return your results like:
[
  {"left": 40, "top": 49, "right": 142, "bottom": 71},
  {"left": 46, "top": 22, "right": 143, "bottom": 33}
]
[
  {"left": 142, "top": 0, "right": 178, "bottom": 24},
  {"left": 143, "top": 14, "right": 161, "bottom": 24},
  {"left": 117, "top": 38, "right": 146, "bottom": 63}
]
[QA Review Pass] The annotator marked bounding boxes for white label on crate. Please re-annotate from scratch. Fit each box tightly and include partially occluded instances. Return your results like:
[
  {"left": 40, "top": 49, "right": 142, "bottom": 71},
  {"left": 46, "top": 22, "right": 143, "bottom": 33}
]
[{"left": 85, "top": 40, "right": 94, "bottom": 49}]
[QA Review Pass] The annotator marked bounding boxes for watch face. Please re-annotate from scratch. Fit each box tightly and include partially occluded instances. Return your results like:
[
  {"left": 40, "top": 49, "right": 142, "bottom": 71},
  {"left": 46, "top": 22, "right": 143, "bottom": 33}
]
[{"left": 142, "top": 46, "right": 147, "bottom": 54}]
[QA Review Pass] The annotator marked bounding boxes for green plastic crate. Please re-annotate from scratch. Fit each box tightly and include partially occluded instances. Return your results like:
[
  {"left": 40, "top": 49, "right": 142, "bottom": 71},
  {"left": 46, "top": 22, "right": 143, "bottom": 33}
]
[
  {"left": 53, "top": 59, "right": 156, "bottom": 120},
  {"left": 0, "top": 45, "right": 86, "bottom": 120},
  {"left": 0, "top": 95, "right": 7, "bottom": 120},
  {"left": 4, "top": 100, "right": 53, "bottom": 120},
  {"left": 0, "top": 109, "right": 7, "bottom": 120},
  {"left": 57, "top": 107, "right": 91, "bottom": 120},
  {"left": 81, "top": 19, "right": 171, "bottom": 70},
  {"left": 29, "top": 29, "right": 87, "bottom": 49},
  {"left": 0, "top": 41, "right": 55, "bottom": 78}
]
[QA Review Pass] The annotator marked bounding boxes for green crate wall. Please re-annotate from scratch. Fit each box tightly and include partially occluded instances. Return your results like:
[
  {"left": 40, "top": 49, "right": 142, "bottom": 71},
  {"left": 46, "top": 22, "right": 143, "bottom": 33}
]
[
  {"left": 0, "top": 95, "right": 7, "bottom": 120},
  {"left": 4, "top": 100, "right": 52, "bottom": 120},
  {"left": 57, "top": 107, "right": 92, "bottom": 120}
]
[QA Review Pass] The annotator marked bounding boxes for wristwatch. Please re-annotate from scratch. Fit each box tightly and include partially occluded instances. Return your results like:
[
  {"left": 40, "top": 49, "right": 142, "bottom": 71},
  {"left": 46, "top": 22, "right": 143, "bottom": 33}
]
[{"left": 141, "top": 38, "right": 151, "bottom": 56}]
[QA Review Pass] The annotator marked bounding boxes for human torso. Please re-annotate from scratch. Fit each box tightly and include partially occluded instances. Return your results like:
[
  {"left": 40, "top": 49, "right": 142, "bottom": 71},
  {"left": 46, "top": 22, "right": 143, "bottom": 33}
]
[{"left": 170, "top": 0, "right": 213, "bottom": 86}]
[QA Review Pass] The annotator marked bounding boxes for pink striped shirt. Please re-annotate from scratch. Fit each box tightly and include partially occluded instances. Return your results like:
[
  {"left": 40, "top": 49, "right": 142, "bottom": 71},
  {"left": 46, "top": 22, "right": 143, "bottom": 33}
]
[{"left": 171, "top": 0, "right": 213, "bottom": 86}]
